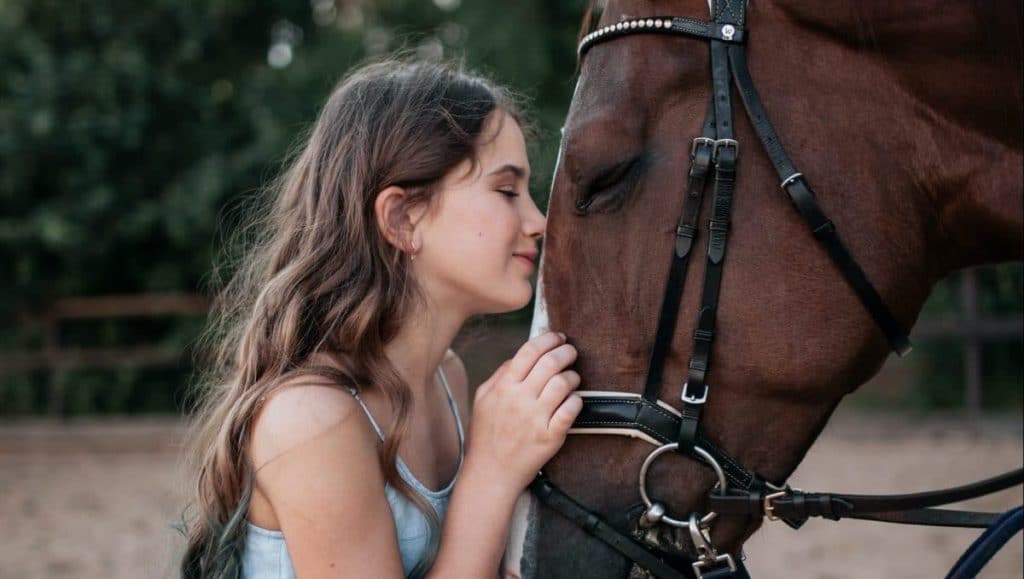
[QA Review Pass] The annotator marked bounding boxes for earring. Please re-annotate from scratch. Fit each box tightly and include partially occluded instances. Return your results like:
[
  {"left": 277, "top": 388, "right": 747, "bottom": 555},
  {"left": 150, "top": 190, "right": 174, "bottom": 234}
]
[{"left": 409, "top": 240, "right": 419, "bottom": 261}]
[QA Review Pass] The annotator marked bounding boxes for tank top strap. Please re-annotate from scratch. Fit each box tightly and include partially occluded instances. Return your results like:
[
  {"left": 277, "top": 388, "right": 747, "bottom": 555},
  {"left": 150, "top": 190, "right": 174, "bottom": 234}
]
[
  {"left": 346, "top": 387, "right": 386, "bottom": 441},
  {"left": 436, "top": 365, "right": 465, "bottom": 454},
  {"left": 347, "top": 366, "right": 464, "bottom": 451}
]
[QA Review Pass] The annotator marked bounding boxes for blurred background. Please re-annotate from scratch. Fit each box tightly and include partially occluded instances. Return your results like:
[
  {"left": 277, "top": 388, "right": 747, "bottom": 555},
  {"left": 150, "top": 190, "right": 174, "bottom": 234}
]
[{"left": 0, "top": 1, "right": 1020, "bottom": 577}]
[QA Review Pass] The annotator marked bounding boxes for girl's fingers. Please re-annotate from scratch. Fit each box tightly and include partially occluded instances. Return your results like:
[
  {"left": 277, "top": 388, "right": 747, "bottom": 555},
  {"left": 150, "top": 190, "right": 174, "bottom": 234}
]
[
  {"left": 537, "top": 370, "right": 581, "bottom": 412},
  {"left": 504, "top": 331, "right": 566, "bottom": 383},
  {"left": 522, "top": 343, "right": 577, "bottom": 396},
  {"left": 549, "top": 393, "right": 583, "bottom": 433}
]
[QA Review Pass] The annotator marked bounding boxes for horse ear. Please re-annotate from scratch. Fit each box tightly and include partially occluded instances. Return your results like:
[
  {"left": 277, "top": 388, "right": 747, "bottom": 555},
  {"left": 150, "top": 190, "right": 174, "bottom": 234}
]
[{"left": 373, "top": 185, "right": 414, "bottom": 251}]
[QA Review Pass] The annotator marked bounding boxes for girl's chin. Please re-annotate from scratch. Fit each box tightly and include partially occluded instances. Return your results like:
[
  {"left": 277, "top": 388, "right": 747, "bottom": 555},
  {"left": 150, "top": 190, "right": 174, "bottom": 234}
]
[{"left": 485, "top": 287, "right": 534, "bottom": 314}]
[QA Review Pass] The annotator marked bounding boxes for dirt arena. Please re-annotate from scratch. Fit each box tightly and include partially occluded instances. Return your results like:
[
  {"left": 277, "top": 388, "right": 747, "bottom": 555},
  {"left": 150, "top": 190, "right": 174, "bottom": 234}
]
[{"left": 1, "top": 409, "right": 1021, "bottom": 579}]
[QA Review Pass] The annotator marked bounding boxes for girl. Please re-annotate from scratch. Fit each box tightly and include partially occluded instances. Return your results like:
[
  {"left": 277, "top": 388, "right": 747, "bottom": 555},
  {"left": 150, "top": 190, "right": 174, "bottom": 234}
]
[{"left": 180, "top": 58, "right": 582, "bottom": 578}]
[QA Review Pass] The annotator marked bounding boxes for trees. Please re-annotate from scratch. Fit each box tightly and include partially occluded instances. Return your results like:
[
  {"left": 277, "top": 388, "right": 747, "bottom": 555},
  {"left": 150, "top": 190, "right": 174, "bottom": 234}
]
[{"left": 0, "top": 0, "right": 583, "bottom": 414}]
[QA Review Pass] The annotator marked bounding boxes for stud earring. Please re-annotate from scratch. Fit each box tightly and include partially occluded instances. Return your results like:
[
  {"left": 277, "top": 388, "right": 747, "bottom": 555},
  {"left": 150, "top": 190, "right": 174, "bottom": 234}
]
[{"left": 409, "top": 240, "right": 419, "bottom": 261}]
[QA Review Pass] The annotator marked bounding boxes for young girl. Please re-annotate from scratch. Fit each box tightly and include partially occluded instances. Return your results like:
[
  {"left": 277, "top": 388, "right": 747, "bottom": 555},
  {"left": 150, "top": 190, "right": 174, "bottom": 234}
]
[{"left": 180, "top": 59, "right": 582, "bottom": 578}]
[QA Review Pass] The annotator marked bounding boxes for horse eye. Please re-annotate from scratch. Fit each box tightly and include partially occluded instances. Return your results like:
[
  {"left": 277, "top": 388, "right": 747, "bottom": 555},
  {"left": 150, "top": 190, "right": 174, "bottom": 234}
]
[{"left": 575, "top": 156, "right": 645, "bottom": 215}]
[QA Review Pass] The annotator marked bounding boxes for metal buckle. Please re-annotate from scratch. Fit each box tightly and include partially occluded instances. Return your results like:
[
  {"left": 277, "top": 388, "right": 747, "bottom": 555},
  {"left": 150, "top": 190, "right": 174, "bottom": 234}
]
[
  {"left": 712, "top": 138, "right": 739, "bottom": 160},
  {"left": 763, "top": 490, "right": 787, "bottom": 521},
  {"left": 681, "top": 381, "right": 708, "bottom": 404},
  {"left": 691, "top": 136, "right": 716, "bottom": 156}
]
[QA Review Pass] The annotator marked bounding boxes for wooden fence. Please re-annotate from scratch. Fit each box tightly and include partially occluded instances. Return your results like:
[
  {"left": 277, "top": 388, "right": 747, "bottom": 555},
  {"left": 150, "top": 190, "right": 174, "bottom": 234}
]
[
  {"left": 0, "top": 293, "right": 210, "bottom": 415},
  {"left": 0, "top": 267, "right": 1020, "bottom": 416}
]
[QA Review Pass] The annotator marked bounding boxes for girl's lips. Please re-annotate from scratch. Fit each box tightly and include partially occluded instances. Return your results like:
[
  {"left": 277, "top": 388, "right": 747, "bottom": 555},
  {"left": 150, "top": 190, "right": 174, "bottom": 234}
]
[{"left": 514, "top": 255, "right": 536, "bottom": 269}]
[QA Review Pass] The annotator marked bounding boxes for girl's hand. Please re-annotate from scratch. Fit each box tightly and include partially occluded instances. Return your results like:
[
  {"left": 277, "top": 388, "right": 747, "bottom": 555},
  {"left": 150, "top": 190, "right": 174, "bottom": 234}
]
[{"left": 464, "top": 331, "right": 582, "bottom": 497}]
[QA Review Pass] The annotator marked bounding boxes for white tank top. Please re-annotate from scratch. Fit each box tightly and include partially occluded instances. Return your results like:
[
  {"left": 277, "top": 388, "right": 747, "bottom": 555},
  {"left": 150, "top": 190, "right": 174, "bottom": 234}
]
[{"left": 241, "top": 367, "right": 465, "bottom": 578}]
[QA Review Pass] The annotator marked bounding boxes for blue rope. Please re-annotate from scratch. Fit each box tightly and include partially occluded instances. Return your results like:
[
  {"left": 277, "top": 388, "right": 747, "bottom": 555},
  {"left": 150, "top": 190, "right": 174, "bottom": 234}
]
[{"left": 946, "top": 506, "right": 1023, "bottom": 579}]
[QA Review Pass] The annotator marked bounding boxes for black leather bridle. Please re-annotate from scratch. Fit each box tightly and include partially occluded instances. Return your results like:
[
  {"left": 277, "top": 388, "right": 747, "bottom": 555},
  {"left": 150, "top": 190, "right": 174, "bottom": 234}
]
[{"left": 528, "top": 2, "right": 1024, "bottom": 578}]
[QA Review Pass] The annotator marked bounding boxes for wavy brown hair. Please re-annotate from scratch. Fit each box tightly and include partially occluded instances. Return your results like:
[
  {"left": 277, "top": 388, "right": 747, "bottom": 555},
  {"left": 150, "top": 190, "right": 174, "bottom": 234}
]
[{"left": 179, "top": 58, "right": 521, "bottom": 578}]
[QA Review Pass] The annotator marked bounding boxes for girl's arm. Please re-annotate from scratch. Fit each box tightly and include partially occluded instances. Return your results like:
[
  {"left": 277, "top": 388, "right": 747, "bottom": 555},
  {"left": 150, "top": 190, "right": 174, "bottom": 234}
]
[{"left": 250, "top": 383, "right": 407, "bottom": 578}]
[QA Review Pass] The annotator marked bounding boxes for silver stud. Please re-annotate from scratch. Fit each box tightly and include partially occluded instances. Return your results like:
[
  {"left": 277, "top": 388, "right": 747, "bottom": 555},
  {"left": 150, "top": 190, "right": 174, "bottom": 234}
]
[
  {"left": 646, "top": 19, "right": 655, "bottom": 27},
  {"left": 663, "top": 19, "right": 672, "bottom": 28},
  {"left": 654, "top": 19, "right": 663, "bottom": 28},
  {"left": 722, "top": 24, "right": 735, "bottom": 40}
]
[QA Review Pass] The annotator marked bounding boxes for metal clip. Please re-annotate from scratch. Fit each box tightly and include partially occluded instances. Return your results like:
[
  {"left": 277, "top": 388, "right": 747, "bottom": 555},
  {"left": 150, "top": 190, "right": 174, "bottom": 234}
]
[
  {"left": 721, "top": 24, "right": 736, "bottom": 41},
  {"left": 693, "top": 553, "right": 738, "bottom": 578},
  {"left": 688, "top": 513, "right": 737, "bottom": 578}
]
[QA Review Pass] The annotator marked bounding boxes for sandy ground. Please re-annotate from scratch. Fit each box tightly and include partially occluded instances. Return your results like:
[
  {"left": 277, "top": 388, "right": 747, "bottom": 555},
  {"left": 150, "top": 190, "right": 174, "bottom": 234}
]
[{"left": 1, "top": 410, "right": 1021, "bottom": 579}]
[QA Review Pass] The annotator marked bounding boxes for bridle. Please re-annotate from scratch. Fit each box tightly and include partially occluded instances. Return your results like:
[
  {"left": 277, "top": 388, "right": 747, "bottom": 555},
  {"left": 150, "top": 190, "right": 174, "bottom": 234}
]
[{"left": 527, "top": 2, "right": 1024, "bottom": 578}]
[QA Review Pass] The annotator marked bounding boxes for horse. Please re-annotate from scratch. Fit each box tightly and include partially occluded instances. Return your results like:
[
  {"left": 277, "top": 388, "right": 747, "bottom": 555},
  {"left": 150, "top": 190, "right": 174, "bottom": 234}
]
[{"left": 505, "top": 1, "right": 1023, "bottom": 577}]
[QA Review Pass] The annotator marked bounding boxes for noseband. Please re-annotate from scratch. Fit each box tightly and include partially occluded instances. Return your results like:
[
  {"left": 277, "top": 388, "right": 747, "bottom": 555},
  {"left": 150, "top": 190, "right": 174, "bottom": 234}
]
[{"left": 529, "top": 2, "right": 1024, "bottom": 578}]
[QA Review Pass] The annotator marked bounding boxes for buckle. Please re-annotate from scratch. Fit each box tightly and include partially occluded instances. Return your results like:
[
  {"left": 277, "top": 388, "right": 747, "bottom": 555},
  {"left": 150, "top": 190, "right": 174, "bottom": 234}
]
[
  {"left": 691, "top": 137, "right": 716, "bottom": 156},
  {"left": 681, "top": 381, "right": 708, "bottom": 404},
  {"left": 712, "top": 138, "right": 739, "bottom": 160},
  {"left": 763, "top": 490, "right": 788, "bottom": 521}
]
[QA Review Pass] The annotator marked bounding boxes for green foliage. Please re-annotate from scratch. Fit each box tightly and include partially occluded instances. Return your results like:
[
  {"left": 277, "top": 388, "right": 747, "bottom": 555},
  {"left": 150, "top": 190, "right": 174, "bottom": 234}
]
[
  {"left": 0, "top": 0, "right": 584, "bottom": 414},
  {"left": 0, "top": 0, "right": 1019, "bottom": 415}
]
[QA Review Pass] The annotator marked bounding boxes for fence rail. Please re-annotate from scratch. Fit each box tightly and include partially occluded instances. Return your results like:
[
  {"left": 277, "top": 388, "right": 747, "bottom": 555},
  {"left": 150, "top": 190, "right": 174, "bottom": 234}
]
[
  {"left": 0, "top": 268, "right": 1020, "bottom": 416},
  {"left": 0, "top": 293, "right": 210, "bottom": 415}
]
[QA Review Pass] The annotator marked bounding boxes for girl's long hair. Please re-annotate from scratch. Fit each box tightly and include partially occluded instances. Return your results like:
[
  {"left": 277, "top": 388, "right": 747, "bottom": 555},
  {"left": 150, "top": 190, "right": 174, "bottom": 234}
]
[{"left": 179, "top": 58, "right": 520, "bottom": 578}]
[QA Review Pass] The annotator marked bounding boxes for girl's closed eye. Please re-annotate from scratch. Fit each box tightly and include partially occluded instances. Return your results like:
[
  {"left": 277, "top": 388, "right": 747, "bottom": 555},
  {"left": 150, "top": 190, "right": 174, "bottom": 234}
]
[{"left": 496, "top": 188, "right": 519, "bottom": 198}]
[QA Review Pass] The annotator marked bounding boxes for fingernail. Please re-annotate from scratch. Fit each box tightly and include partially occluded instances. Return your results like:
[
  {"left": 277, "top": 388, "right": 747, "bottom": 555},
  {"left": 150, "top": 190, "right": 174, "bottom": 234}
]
[{"left": 558, "top": 332, "right": 567, "bottom": 340}]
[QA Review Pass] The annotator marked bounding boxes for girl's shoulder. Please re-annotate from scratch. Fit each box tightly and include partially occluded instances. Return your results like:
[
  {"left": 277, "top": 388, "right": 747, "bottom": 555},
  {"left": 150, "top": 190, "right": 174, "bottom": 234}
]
[{"left": 248, "top": 374, "right": 377, "bottom": 474}]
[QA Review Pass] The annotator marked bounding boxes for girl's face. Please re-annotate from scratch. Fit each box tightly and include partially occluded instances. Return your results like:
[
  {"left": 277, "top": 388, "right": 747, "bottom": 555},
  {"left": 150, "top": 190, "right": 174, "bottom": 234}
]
[{"left": 413, "top": 112, "right": 546, "bottom": 316}]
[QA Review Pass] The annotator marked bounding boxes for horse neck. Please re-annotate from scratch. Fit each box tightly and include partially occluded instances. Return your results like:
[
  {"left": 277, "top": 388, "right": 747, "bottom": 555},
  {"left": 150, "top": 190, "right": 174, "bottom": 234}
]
[{"left": 773, "top": 0, "right": 1024, "bottom": 275}]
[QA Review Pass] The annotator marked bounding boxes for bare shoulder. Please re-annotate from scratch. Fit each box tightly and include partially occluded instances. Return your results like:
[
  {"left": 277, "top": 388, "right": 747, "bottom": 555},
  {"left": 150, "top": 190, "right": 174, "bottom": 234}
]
[
  {"left": 245, "top": 373, "right": 405, "bottom": 577},
  {"left": 443, "top": 348, "right": 471, "bottom": 420},
  {"left": 249, "top": 374, "right": 376, "bottom": 472}
]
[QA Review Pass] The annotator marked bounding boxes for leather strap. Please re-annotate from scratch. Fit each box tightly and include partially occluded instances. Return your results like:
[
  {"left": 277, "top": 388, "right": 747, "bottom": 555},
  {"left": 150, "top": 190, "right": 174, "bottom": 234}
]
[
  {"left": 643, "top": 103, "right": 716, "bottom": 403},
  {"left": 529, "top": 475, "right": 698, "bottom": 579},
  {"left": 573, "top": 396, "right": 766, "bottom": 492},
  {"left": 708, "top": 468, "right": 1024, "bottom": 528},
  {"left": 726, "top": 43, "right": 912, "bottom": 356},
  {"left": 678, "top": 35, "right": 738, "bottom": 452}
]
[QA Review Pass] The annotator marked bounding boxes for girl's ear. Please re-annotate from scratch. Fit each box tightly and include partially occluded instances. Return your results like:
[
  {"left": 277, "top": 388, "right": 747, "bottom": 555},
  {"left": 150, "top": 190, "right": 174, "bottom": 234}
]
[{"left": 374, "top": 186, "right": 414, "bottom": 252}]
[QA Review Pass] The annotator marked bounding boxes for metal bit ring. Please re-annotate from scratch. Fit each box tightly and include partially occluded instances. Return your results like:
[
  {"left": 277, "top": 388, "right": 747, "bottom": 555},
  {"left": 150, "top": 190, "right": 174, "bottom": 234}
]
[{"left": 638, "top": 443, "right": 728, "bottom": 529}]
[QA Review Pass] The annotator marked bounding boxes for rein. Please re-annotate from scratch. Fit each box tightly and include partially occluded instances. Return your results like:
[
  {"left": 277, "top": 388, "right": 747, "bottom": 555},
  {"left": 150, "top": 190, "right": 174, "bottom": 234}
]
[{"left": 530, "top": 2, "right": 1024, "bottom": 577}]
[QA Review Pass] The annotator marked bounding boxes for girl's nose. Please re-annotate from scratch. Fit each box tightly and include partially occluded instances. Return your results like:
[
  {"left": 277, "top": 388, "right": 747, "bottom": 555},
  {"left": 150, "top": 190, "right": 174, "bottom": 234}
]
[{"left": 523, "top": 196, "right": 546, "bottom": 239}]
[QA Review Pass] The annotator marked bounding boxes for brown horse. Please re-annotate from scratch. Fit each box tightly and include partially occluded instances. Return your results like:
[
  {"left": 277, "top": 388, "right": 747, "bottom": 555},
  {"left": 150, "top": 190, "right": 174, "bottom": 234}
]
[{"left": 506, "top": 0, "right": 1022, "bottom": 577}]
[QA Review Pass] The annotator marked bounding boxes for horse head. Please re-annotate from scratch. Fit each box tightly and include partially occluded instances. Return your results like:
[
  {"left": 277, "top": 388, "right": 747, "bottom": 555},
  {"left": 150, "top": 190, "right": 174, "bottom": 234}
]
[{"left": 508, "top": 1, "right": 1022, "bottom": 577}]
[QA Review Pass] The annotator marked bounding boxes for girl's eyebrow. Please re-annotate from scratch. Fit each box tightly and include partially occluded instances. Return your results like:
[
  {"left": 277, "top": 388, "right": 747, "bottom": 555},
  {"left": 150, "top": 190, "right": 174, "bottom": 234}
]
[{"left": 488, "top": 164, "right": 529, "bottom": 179}]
